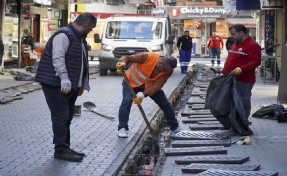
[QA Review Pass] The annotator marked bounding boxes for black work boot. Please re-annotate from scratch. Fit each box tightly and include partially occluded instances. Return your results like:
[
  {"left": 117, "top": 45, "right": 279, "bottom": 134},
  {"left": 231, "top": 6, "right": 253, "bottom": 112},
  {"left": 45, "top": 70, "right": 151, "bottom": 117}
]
[
  {"left": 54, "top": 146, "right": 83, "bottom": 162},
  {"left": 69, "top": 148, "right": 86, "bottom": 158},
  {"left": 64, "top": 144, "right": 86, "bottom": 158}
]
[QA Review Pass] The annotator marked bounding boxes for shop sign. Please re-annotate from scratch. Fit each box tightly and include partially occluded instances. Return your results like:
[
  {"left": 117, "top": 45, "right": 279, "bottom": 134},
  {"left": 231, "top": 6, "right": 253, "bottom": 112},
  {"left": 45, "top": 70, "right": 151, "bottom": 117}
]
[
  {"left": 260, "top": 0, "right": 283, "bottom": 9},
  {"left": 151, "top": 8, "right": 165, "bottom": 16},
  {"left": 77, "top": 4, "right": 86, "bottom": 12},
  {"left": 153, "top": 6, "right": 226, "bottom": 19},
  {"left": 30, "top": 6, "right": 48, "bottom": 15}
]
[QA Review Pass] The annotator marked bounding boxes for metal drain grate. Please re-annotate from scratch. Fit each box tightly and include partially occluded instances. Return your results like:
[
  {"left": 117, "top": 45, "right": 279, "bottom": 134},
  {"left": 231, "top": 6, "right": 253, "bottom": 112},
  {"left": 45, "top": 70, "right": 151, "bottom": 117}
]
[
  {"left": 175, "top": 156, "right": 249, "bottom": 165},
  {"left": 171, "top": 139, "right": 231, "bottom": 147},
  {"left": 182, "top": 163, "right": 260, "bottom": 173},
  {"left": 164, "top": 146, "right": 227, "bottom": 156},
  {"left": 197, "top": 169, "right": 278, "bottom": 176},
  {"left": 170, "top": 131, "right": 232, "bottom": 140}
]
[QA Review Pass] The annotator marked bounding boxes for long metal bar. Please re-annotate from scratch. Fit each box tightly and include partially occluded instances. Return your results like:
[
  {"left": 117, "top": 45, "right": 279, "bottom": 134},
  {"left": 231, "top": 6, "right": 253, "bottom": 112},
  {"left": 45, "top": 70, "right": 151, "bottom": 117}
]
[{"left": 121, "top": 69, "right": 157, "bottom": 140}]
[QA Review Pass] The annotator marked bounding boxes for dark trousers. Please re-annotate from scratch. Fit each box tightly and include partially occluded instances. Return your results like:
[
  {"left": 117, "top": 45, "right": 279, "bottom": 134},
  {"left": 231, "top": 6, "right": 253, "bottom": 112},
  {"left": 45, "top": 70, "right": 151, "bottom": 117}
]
[
  {"left": 42, "top": 84, "right": 78, "bottom": 148},
  {"left": 179, "top": 49, "right": 191, "bottom": 72},
  {"left": 118, "top": 81, "right": 179, "bottom": 131},
  {"left": 210, "top": 48, "right": 221, "bottom": 65},
  {"left": 236, "top": 81, "right": 254, "bottom": 123}
]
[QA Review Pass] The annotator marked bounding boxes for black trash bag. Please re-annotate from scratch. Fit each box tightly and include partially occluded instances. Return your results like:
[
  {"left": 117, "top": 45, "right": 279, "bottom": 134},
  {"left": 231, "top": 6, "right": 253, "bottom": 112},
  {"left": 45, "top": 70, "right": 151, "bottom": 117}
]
[
  {"left": 274, "top": 104, "right": 287, "bottom": 123},
  {"left": 205, "top": 73, "right": 250, "bottom": 135},
  {"left": 252, "top": 104, "right": 284, "bottom": 119},
  {"left": 8, "top": 70, "right": 35, "bottom": 81},
  {"left": 205, "top": 74, "right": 232, "bottom": 128},
  {"left": 277, "top": 112, "right": 287, "bottom": 123}
]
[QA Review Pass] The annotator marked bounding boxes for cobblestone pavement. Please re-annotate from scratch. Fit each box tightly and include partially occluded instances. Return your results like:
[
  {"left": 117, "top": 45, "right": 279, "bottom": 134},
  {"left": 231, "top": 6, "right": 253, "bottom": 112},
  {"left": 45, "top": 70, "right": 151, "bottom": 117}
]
[
  {"left": 161, "top": 60, "right": 287, "bottom": 175},
  {"left": 0, "top": 63, "right": 186, "bottom": 176},
  {"left": 1, "top": 59, "right": 287, "bottom": 176}
]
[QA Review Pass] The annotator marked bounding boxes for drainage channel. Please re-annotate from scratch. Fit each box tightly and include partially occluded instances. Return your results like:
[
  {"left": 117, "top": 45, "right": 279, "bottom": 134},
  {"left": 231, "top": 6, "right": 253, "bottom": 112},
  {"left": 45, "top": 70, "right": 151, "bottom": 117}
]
[{"left": 118, "top": 71, "right": 196, "bottom": 176}]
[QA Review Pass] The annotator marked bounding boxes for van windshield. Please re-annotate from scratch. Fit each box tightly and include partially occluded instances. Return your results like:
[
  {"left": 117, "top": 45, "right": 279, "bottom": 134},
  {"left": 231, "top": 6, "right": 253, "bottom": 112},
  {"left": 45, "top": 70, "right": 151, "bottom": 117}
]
[{"left": 105, "top": 21, "right": 163, "bottom": 39}]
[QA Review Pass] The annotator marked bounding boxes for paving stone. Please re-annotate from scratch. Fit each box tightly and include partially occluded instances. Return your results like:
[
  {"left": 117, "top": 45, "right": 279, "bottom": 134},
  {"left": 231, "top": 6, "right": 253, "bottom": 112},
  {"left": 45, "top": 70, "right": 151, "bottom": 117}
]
[
  {"left": 182, "top": 163, "right": 260, "bottom": 173},
  {"left": 182, "top": 117, "right": 217, "bottom": 123},
  {"left": 164, "top": 146, "right": 227, "bottom": 156},
  {"left": 197, "top": 169, "right": 278, "bottom": 176},
  {"left": 188, "top": 114, "right": 215, "bottom": 118},
  {"left": 175, "top": 156, "right": 249, "bottom": 165},
  {"left": 189, "top": 124, "right": 227, "bottom": 130},
  {"left": 171, "top": 139, "right": 231, "bottom": 148},
  {"left": 186, "top": 96, "right": 206, "bottom": 104}
]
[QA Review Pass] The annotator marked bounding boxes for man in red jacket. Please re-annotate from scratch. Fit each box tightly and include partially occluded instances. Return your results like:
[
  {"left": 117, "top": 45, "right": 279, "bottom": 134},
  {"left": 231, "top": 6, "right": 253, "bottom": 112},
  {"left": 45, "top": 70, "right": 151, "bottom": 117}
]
[
  {"left": 208, "top": 32, "right": 224, "bottom": 66},
  {"left": 221, "top": 24, "right": 261, "bottom": 132}
]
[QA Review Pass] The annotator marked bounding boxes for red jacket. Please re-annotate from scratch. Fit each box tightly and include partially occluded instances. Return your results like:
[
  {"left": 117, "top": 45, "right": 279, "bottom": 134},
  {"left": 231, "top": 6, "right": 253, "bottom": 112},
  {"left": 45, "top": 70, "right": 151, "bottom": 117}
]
[
  {"left": 221, "top": 36, "right": 261, "bottom": 83},
  {"left": 208, "top": 35, "right": 223, "bottom": 48}
]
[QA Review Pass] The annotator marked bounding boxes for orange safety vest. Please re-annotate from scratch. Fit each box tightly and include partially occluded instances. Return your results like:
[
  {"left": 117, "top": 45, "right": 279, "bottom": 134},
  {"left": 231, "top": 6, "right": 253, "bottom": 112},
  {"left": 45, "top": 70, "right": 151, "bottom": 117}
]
[{"left": 126, "top": 52, "right": 172, "bottom": 88}]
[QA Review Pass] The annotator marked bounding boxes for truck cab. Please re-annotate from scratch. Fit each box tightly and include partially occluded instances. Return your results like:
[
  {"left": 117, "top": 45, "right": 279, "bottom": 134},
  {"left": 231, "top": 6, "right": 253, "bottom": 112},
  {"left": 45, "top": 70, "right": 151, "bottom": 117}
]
[{"left": 94, "top": 16, "right": 174, "bottom": 75}]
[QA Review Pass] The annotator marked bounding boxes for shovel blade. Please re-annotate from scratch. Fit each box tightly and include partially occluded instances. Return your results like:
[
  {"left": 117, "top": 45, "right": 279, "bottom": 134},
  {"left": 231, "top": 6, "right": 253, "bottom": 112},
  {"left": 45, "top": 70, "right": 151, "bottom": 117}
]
[{"left": 83, "top": 101, "right": 114, "bottom": 121}]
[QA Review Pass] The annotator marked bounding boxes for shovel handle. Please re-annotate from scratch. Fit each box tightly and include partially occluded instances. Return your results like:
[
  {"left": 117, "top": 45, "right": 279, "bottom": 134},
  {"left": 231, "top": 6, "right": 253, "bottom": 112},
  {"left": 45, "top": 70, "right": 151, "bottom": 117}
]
[{"left": 121, "top": 69, "right": 156, "bottom": 138}]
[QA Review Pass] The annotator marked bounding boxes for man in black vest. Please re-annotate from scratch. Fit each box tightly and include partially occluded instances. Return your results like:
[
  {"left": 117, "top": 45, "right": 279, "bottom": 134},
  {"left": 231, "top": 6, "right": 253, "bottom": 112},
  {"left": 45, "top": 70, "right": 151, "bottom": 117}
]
[{"left": 35, "top": 13, "right": 97, "bottom": 162}]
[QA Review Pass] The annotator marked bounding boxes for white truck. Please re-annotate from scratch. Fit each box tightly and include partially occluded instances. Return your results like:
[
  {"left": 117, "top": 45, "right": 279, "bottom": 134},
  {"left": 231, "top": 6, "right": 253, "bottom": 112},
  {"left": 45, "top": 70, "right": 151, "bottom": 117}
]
[{"left": 94, "top": 16, "right": 175, "bottom": 75}]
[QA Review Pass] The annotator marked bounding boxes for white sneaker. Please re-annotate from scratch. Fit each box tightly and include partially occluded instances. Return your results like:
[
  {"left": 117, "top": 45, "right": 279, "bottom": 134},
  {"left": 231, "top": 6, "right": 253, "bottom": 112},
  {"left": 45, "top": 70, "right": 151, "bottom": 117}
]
[{"left": 118, "top": 128, "right": 128, "bottom": 138}]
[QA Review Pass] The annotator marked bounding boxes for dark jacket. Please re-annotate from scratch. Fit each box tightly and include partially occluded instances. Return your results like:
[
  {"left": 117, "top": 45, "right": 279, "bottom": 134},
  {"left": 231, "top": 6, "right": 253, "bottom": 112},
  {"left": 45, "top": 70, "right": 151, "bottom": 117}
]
[
  {"left": 35, "top": 24, "right": 89, "bottom": 91},
  {"left": 177, "top": 35, "right": 193, "bottom": 51}
]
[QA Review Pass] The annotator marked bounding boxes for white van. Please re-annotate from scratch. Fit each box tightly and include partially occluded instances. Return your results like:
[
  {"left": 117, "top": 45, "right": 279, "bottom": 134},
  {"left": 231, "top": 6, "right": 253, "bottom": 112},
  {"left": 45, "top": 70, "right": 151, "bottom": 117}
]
[{"left": 94, "top": 16, "right": 175, "bottom": 75}]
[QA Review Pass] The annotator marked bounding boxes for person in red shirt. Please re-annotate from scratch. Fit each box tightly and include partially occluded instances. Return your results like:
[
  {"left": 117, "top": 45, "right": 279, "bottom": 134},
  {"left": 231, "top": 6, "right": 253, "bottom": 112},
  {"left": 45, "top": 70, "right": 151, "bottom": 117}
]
[
  {"left": 207, "top": 32, "right": 224, "bottom": 66},
  {"left": 221, "top": 24, "right": 261, "bottom": 132}
]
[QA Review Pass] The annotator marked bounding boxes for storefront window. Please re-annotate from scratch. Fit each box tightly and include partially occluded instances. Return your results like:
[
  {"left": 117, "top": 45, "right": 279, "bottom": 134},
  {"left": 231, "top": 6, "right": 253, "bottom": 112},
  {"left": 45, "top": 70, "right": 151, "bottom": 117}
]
[{"left": 3, "top": 1, "right": 19, "bottom": 62}]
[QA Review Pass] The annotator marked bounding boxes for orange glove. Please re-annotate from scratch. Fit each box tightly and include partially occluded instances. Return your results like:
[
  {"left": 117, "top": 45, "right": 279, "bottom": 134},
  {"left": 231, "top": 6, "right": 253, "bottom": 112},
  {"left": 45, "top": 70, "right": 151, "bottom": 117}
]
[
  {"left": 78, "top": 87, "right": 84, "bottom": 96},
  {"left": 116, "top": 62, "right": 126, "bottom": 70},
  {"left": 132, "top": 92, "right": 145, "bottom": 105},
  {"left": 233, "top": 67, "right": 242, "bottom": 76}
]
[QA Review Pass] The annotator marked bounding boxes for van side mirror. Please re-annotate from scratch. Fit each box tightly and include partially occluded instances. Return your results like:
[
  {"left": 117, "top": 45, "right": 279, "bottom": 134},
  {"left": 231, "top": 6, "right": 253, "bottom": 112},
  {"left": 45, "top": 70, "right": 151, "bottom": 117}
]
[
  {"left": 94, "top": 34, "right": 101, "bottom": 43},
  {"left": 166, "top": 34, "right": 175, "bottom": 44}
]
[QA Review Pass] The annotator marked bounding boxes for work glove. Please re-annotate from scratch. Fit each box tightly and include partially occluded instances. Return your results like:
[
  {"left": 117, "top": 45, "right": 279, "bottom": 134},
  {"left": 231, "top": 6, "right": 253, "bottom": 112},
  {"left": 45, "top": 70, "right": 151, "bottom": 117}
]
[
  {"left": 60, "top": 79, "right": 72, "bottom": 94},
  {"left": 78, "top": 87, "right": 84, "bottom": 96},
  {"left": 233, "top": 67, "right": 242, "bottom": 76},
  {"left": 116, "top": 62, "right": 126, "bottom": 70},
  {"left": 133, "top": 92, "right": 145, "bottom": 105}
]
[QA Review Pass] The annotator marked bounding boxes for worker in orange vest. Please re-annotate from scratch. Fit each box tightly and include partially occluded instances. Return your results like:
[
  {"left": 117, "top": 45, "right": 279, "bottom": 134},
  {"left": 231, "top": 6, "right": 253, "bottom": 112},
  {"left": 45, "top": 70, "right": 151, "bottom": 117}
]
[
  {"left": 207, "top": 32, "right": 224, "bottom": 67},
  {"left": 116, "top": 52, "right": 181, "bottom": 138}
]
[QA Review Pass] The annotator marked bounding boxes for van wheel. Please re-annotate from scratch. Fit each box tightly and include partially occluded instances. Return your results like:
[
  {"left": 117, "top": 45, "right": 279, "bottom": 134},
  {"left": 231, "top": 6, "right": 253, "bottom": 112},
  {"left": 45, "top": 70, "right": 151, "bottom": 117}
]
[{"left": 99, "top": 69, "right": 108, "bottom": 76}]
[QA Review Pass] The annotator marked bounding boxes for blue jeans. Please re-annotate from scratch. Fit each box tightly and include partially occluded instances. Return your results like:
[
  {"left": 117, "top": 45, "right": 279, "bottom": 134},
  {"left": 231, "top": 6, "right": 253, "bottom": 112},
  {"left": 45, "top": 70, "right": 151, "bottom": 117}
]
[
  {"left": 210, "top": 48, "right": 221, "bottom": 65},
  {"left": 118, "top": 81, "right": 179, "bottom": 131},
  {"left": 179, "top": 49, "right": 191, "bottom": 72},
  {"left": 42, "top": 84, "right": 79, "bottom": 147}
]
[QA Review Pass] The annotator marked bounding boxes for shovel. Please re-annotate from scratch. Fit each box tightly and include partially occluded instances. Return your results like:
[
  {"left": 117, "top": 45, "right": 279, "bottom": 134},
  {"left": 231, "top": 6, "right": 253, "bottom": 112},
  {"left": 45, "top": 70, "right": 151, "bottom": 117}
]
[
  {"left": 120, "top": 70, "right": 158, "bottom": 142},
  {"left": 83, "top": 101, "right": 114, "bottom": 121}
]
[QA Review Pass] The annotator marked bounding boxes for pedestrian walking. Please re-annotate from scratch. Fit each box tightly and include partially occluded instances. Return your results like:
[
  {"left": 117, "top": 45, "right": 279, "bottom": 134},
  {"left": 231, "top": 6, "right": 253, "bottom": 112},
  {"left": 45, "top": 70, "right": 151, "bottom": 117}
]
[
  {"left": 225, "top": 36, "right": 235, "bottom": 51},
  {"left": 208, "top": 32, "right": 224, "bottom": 66},
  {"left": 221, "top": 24, "right": 261, "bottom": 134},
  {"left": 177, "top": 30, "right": 193, "bottom": 73},
  {"left": 35, "top": 13, "right": 97, "bottom": 162},
  {"left": 116, "top": 52, "right": 181, "bottom": 138}
]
